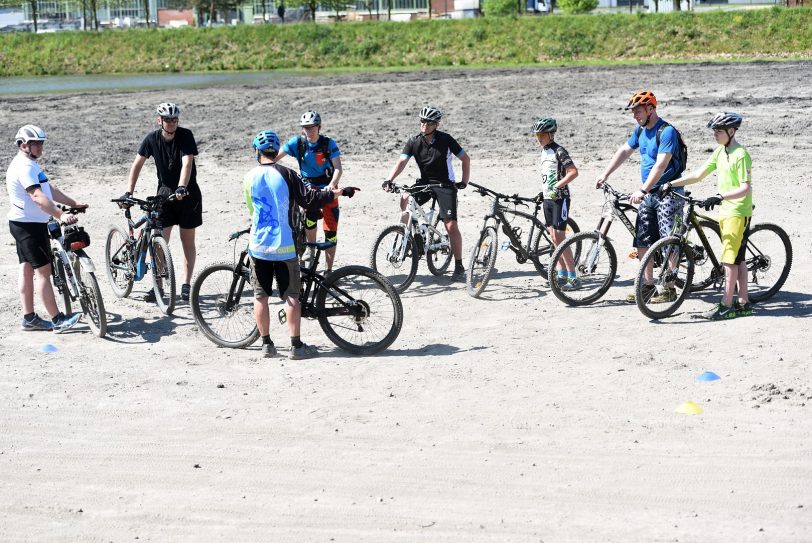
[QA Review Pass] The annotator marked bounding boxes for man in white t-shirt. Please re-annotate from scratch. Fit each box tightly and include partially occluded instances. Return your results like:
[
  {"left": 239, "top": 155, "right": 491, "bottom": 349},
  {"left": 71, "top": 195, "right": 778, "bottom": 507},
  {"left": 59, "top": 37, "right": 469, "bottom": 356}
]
[{"left": 6, "top": 125, "right": 87, "bottom": 332}]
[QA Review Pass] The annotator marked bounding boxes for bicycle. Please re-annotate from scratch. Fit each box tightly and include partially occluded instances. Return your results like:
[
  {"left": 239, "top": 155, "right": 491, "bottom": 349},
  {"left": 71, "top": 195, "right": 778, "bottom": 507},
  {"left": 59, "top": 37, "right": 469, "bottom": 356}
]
[
  {"left": 191, "top": 230, "right": 403, "bottom": 355},
  {"left": 48, "top": 206, "right": 107, "bottom": 337},
  {"left": 105, "top": 194, "right": 177, "bottom": 315},
  {"left": 634, "top": 190, "right": 792, "bottom": 319},
  {"left": 465, "top": 181, "right": 580, "bottom": 298},
  {"left": 370, "top": 182, "right": 453, "bottom": 293}
]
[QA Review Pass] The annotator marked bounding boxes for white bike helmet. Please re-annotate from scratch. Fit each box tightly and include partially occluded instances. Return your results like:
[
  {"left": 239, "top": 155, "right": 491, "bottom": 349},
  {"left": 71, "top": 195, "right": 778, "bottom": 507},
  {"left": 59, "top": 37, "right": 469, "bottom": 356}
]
[
  {"left": 15, "top": 124, "right": 46, "bottom": 145},
  {"left": 419, "top": 106, "right": 443, "bottom": 122},
  {"left": 157, "top": 102, "right": 180, "bottom": 118},
  {"left": 300, "top": 111, "right": 321, "bottom": 127}
]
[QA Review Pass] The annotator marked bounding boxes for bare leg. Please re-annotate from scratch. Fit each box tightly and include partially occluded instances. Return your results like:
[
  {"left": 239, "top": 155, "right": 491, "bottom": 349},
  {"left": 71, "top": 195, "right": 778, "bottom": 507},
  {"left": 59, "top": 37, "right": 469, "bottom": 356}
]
[
  {"left": 737, "top": 262, "right": 749, "bottom": 304},
  {"left": 178, "top": 227, "right": 196, "bottom": 285},
  {"left": 550, "top": 228, "right": 573, "bottom": 273},
  {"left": 19, "top": 263, "right": 35, "bottom": 315},
  {"left": 445, "top": 219, "right": 463, "bottom": 260},
  {"left": 325, "top": 246, "right": 336, "bottom": 272},
  {"left": 33, "top": 264, "right": 60, "bottom": 318},
  {"left": 254, "top": 296, "right": 270, "bottom": 337},
  {"left": 286, "top": 297, "right": 301, "bottom": 338},
  {"left": 399, "top": 194, "right": 409, "bottom": 224},
  {"left": 722, "top": 263, "right": 737, "bottom": 307}
]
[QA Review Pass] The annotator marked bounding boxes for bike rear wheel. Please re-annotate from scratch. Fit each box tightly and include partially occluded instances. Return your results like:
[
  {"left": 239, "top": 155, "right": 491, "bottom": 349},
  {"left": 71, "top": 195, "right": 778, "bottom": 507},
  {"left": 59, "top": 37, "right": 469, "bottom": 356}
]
[
  {"left": 316, "top": 265, "right": 403, "bottom": 355},
  {"left": 466, "top": 226, "right": 498, "bottom": 298},
  {"left": 104, "top": 225, "right": 134, "bottom": 298},
  {"left": 150, "top": 236, "right": 176, "bottom": 315},
  {"left": 549, "top": 231, "right": 617, "bottom": 306},
  {"left": 192, "top": 262, "right": 259, "bottom": 348},
  {"left": 51, "top": 249, "right": 72, "bottom": 315},
  {"left": 531, "top": 217, "right": 580, "bottom": 279},
  {"left": 688, "top": 219, "right": 723, "bottom": 292},
  {"left": 370, "top": 224, "right": 419, "bottom": 294},
  {"left": 635, "top": 236, "right": 694, "bottom": 319},
  {"left": 747, "top": 222, "right": 792, "bottom": 303},
  {"left": 426, "top": 215, "right": 452, "bottom": 276},
  {"left": 72, "top": 256, "right": 107, "bottom": 338}
]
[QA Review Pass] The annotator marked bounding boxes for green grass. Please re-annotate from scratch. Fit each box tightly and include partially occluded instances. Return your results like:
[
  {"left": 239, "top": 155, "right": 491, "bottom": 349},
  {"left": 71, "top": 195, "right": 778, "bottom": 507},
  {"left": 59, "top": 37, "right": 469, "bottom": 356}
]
[{"left": 1, "top": 7, "right": 811, "bottom": 76}]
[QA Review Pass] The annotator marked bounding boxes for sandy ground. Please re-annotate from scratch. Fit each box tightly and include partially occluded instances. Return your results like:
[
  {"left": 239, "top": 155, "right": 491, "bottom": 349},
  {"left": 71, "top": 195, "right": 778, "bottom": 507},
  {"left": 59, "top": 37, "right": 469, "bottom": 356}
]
[{"left": 1, "top": 61, "right": 811, "bottom": 542}]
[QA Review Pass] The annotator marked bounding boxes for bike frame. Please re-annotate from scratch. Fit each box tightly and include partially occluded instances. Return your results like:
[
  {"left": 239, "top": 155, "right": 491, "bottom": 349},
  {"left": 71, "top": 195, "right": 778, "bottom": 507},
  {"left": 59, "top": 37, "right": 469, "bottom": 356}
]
[
  {"left": 48, "top": 214, "right": 95, "bottom": 303},
  {"left": 480, "top": 194, "right": 546, "bottom": 261},
  {"left": 115, "top": 199, "right": 168, "bottom": 282},
  {"left": 390, "top": 185, "right": 448, "bottom": 260}
]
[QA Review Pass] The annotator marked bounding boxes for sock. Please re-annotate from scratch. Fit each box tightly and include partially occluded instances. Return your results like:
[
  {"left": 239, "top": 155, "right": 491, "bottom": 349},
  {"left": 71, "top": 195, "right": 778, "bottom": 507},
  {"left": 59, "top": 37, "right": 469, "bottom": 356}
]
[
  {"left": 24, "top": 312, "right": 35, "bottom": 321},
  {"left": 557, "top": 270, "right": 567, "bottom": 279},
  {"left": 291, "top": 336, "right": 303, "bottom": 348},
  {"left": 52, "top": 312, "right": 65, "bottom": 323},
  {"left": 567, "top": 271, "right": 577, "bottom": 280},
  {"left": 455, "top": 259, "right": 464, "bottom": 270},
  {"left": 262, "top": 335, "right": 273, "bottom": 346}
]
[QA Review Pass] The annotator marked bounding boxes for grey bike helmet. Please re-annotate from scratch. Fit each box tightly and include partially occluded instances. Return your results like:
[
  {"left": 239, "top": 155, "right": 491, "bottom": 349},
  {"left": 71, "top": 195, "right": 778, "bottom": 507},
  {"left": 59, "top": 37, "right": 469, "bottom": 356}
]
[
  {"left": 707, "top": 111, "right": 742, "bottom": 130},
  {"left": 533, "top": 117, "right": 558, "bottom": 133},
  {"left": 419, "top": 106, "right": 443, "bottom": 122},
  {"left": 300, "top": 111, "right": 321, "bottom": 127},
  {"left": 14, "top": 124, "right": 46, "bottom": 145},
  {"left": 156, "top": 102, "right": 180, "bottom": 118}
]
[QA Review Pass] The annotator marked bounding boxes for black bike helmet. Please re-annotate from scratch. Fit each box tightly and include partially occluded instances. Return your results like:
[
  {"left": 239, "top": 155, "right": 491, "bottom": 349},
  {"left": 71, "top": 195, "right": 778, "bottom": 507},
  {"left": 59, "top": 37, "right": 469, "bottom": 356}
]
[
  {"left": 533, "top": 117, "right": 557, "bottom": 133},
  {"left": 419, "top": 106, "right": 443, "bottom": 122},
  {"left": 706, "top": 111, "right": 743, "bottom": 130}
]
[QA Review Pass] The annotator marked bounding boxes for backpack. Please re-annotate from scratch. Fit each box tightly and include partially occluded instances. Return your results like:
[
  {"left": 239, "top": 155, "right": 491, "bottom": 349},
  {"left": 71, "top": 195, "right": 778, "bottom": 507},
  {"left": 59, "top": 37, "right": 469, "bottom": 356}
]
[
  {"left": 635, "top": 121, "right": 688, "bottom": 178},
  {"left": 296, "top": 135, "right": 334, "bottom": 179}
]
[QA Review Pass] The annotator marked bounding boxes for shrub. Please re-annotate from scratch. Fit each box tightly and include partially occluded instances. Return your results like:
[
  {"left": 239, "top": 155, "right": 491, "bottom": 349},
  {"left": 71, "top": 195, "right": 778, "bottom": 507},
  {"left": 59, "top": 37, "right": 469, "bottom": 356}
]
[
  {"left": 483, "top": 0, "right": 517, "bottom": 17},
  {"left": 558, "top": 0, "right": 598, "bottom": 15}
]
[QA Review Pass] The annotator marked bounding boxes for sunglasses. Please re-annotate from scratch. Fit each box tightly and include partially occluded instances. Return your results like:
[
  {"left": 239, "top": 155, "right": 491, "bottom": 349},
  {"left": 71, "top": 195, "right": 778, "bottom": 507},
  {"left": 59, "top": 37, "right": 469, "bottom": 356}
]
[
  {"left": 420, "top": 120, "right": 437, "bottom": 126},
  {"left": 161, "top": 117, "right": 179, "bottom": 123}
]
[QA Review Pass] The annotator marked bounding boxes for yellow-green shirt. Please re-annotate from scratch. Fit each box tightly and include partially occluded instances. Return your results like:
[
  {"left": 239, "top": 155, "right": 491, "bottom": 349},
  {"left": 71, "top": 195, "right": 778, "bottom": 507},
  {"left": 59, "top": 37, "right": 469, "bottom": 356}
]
[{"left": 703, "top": 143, "right": 753, "bottom": 218}]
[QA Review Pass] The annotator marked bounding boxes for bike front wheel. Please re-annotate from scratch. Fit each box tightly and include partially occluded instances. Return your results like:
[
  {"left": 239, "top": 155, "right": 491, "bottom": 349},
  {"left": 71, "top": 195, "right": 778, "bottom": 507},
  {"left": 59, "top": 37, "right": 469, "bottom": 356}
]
[
  {"left": 635, "top": 236, "right": 694, "bottom": 319},
  {"left": 747, "top": 222, "right": 792, "bottom": 303},
  {"left": 104, "top": 225, "right": 134, "bottom": 298},
  {"left": 426, "top": 216, "right": 452, "bottom": 276},
  {"left": 466, "top": 226, "right": 498, "bottom": 298},
  {"left": 370, "top": 224, "right": 419, "bottom": 294},
  {"left": 191, "top": 262, "right": 260, "bottom": 348},
  {"left": 316, "top": 265, "right": 403, "bottom": 355},
  {"left": 73, "top": 256, "right": 107, "bottom": 338},
  {"left": 150, "top": 236, "right": 176, "bottom": 315},
  {"left": 549, "top": 231, "right": 617, "bottom": 306},
  {"left": 531, "top": 217, "right": 580, "bottom": 279}
]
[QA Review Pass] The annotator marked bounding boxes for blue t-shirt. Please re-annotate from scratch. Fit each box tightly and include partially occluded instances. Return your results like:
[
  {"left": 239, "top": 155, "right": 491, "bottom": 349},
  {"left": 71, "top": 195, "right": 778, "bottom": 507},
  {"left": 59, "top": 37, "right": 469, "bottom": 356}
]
[
  {"left": 282, "top": 135, "right": 341, "bottom": 181},
  {"left": 627, "top": 119, "right": 680, "bottom": 187}
]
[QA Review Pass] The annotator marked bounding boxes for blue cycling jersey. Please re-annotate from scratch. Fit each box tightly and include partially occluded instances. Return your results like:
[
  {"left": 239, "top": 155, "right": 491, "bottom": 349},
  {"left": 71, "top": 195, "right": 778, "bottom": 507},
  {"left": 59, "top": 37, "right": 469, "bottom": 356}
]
[{"left": 281, "top": 135, "right": 340, "bottom": 180}]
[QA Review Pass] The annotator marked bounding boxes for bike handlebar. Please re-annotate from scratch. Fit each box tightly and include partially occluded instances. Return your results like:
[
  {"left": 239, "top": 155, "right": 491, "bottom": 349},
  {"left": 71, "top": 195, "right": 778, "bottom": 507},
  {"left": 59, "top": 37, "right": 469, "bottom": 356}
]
[
  {"left": 600, "top": 182, "right": 632, "bottom": 202},
  {"left": 111, "top": 194, "right": 178, "bottom": 210},
  {"left": 57, "top": 205, "right": 86, "bottom": 215},
  {"left": 468, "top": 182, "right": 539, "bottom": 205},
  {"left": 387, "top": 182, "right": 448, "bottom": 195},
  {"left": 229, "top": 228, "right": 251, "bottom": 241}
]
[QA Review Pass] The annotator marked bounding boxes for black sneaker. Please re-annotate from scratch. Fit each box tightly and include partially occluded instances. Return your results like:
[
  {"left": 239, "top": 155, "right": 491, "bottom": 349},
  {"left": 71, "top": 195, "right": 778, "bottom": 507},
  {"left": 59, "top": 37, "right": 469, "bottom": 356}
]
[
  {"left": 181, "top": 283, "right": 191, "bottom": 302},
  {"left": 262, "top": 343, "right": 277, "bottom": 358},
  {"left": 144, "top": 290, "right": 157, "bottom": 303},
  {"left": 451, "top": 267, "right": 466, "bottom": 282}
]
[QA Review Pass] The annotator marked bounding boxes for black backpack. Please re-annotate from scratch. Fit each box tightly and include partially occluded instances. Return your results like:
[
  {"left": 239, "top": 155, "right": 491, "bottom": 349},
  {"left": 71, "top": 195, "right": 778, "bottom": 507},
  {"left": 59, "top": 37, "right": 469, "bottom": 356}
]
[
  {"left": 635, "top": 121, "right": 688, "bottom": 177},
  {"left": 296, "top": 135, "right": 334, "bottom": 179}
]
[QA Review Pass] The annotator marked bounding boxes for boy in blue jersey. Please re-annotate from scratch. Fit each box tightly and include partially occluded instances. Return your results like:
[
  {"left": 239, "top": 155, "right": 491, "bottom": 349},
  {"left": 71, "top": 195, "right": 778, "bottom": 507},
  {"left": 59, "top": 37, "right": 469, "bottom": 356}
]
[
  {"left": 244, "top": 130, "right": 347, "bottom": 360},
  {"left": 275, "top": 111, "right": 343, "bottom": 272},
  {"left": 595, "top": 90, "right": 686, "bottom": 303}
]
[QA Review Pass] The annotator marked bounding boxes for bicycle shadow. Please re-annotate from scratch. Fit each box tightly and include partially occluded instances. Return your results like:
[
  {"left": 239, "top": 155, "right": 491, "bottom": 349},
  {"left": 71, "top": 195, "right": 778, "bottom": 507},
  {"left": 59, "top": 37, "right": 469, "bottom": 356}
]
[
  {"left": 100, "top": 311, "right": 190, "bottom": 343},
  {"left": 645, "top": 290, "right": 811, "bottom": 323},
  {"left": 316, "top": 343, "right": 490, "bottom": 359}
]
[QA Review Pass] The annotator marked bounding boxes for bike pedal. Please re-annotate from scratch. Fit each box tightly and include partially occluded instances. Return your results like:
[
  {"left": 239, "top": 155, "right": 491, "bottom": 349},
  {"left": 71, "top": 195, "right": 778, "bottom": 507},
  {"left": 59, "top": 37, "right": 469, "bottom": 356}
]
[{"left": 277, "top": 308, "right": 287, "bottom": 324}]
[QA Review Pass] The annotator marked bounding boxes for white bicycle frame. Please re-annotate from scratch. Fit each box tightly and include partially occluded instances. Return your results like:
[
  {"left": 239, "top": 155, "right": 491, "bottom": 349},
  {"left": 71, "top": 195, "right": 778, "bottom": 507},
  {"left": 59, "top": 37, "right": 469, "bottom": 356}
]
[
  {"left": 49, "top": 220, "right": 95, "bottom": 302},
  {"left": 389, "top": 188, "right": 448, "bottom": 261}
]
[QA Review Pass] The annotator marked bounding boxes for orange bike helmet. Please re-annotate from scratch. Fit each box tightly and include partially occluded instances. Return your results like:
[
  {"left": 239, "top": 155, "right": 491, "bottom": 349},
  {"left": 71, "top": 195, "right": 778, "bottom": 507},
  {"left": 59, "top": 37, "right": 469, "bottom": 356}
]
[{"left": 625, "top": 90, "right": 657, "bottom": 110}]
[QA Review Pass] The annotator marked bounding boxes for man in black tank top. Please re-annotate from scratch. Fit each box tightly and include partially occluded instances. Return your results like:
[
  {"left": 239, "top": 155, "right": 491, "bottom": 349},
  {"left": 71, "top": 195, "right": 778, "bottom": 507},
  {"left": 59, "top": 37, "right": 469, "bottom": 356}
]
[
  {"left": 123, "top": 102, "right": 201, "bottom": 303},
  {"left": 383, "top": 106, "right": 471, "bottom": 281}
]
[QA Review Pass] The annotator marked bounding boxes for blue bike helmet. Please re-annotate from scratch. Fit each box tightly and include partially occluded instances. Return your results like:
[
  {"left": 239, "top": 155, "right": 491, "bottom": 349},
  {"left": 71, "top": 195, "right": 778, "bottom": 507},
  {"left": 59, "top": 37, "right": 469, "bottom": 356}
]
[{"left": 252, "top": 130, "right": 280, "bottom": 153}]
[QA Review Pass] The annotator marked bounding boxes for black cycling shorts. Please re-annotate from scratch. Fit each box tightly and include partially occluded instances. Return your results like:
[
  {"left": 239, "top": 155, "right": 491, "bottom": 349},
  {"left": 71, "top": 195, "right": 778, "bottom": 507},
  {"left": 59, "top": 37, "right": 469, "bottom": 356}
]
[
  {"left": 160, "top": 192, "right": 203, "bottom": 229},
  {"left": 9, "top": 220, "right": 51, "bottom": 268},
  {"left": 413, "top": 180, "right": 458, "bottom": 221},
  {"left": 543, "top": 197, "right": 571, "bottom": 231},
  {"left": 250, "top": 256, "right": 301, "bottom": 301}
]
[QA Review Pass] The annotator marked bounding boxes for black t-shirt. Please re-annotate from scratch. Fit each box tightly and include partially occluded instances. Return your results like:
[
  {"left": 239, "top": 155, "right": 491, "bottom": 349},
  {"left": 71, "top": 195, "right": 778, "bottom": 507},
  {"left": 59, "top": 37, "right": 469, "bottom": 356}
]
[
  {"left": 138, "top": 127, "right": 199, "bottom": 194},
  {"left": 401, "top": 130, "right": 464, "bottom": 183}
]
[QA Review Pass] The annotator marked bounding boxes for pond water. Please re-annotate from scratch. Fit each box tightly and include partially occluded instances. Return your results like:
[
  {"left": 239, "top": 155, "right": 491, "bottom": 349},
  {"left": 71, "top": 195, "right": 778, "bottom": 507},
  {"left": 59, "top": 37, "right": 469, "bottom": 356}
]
[{"left": 0, "top": 71, "right": 298, "bottom": 95}]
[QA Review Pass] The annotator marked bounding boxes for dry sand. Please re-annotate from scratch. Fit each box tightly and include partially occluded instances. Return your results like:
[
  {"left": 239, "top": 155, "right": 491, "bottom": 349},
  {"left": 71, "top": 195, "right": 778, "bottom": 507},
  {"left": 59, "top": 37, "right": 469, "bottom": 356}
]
[{"left": 1, "top": 61, "right": 810, "bottom": 542}]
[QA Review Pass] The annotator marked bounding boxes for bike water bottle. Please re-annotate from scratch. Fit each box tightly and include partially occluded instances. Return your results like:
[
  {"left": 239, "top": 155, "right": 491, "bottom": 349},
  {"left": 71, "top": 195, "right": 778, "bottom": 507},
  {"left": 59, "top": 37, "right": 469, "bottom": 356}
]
[
  {"left": 135, "top": 245, "right": 147, "bottom": 280},
  {"left": 501, "top": 240, "right": 510, "bottom": 251},
  {"left": 426, "top": 208, "right": 435, "bottom": 225}
]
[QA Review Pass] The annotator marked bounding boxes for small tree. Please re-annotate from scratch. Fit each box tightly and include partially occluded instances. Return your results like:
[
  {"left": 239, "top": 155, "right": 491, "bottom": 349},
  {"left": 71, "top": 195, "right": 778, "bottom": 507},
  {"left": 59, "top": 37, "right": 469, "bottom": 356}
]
[
  {"left": 557, "top": 0, "right": 596, "bottom": 14},
  {"left": 483, "top": 0, "right": 516, "bottom": 17}
]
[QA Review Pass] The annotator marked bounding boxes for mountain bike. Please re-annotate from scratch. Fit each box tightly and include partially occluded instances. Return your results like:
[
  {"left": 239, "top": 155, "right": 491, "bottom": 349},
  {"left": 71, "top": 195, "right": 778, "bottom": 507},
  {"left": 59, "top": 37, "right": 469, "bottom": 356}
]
[
  {"left": 547, "top": 182, "right": 722, "bottom": 306},
  {"left": 634, "top": 190, "right": 792, "bottom": 319},
  {"left": 465, "top": 181, "right": 580, "bottom": 298},
  {"left": 105, "top": 194, "right": 177, "bottom": 315},
  {"left": 370, "top": 182, "right": 452, "bottom": 293},
  {"left": 48, "top": 206, "right": 107, "bottom": 337},
  {"left": 191, "top": 230, "right": 403, "bottom": 355}
]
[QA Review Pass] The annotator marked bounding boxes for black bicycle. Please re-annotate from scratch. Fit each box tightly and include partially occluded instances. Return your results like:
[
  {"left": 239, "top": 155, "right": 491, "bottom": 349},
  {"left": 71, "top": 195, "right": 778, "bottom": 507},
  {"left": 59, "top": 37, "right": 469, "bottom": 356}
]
[
  {"left": 191, "top": 230, "right": 403, "bottom": 354},
  {"left": 105, "top": 194, "right": 177, "bottom": 314},
  {"left": 466, "top": 181, "right": 580, "bottom": 298},
  {"left": 635, "top": 190, "right": 792, "bottom": 319}
]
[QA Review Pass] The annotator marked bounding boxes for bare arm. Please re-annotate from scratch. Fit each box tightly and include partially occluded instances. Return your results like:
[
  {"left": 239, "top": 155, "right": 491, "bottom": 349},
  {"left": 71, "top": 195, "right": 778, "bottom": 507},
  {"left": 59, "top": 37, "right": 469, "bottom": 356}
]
[
  {"left": 328, "top": 156, "right": 343, "bottom": 189},
  {"left": 640, "top": 152, "right": 672, "bottom": 194},
  {"left": 596, "top": 143, "right": 634, "bottom": 188},
  {"left": 127, "top": 154, "right": 147, "bottom": 194},
  {"left": 386, "top": 156, "right": 410, "bottom": 182},
  {"left": 556, "top": 164, "right": 578, "bottom": 189},
  {"left": 722, "top": 181, "right": 751, "bottom": 201},
  {"left": 458, "top": 152, "right": 470, "bottom": 185},
  {"left": 669, "top": 165, "right": 713, "bottom": 188},
  {"left": 49, "top": 185, "right": 87, "bottom": 209},
  {"left": 176, "top": 154, "right": 194, "bottom": 198},
  {"left": 27, "top": 187, "right": 72, "bottom": 220}
]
